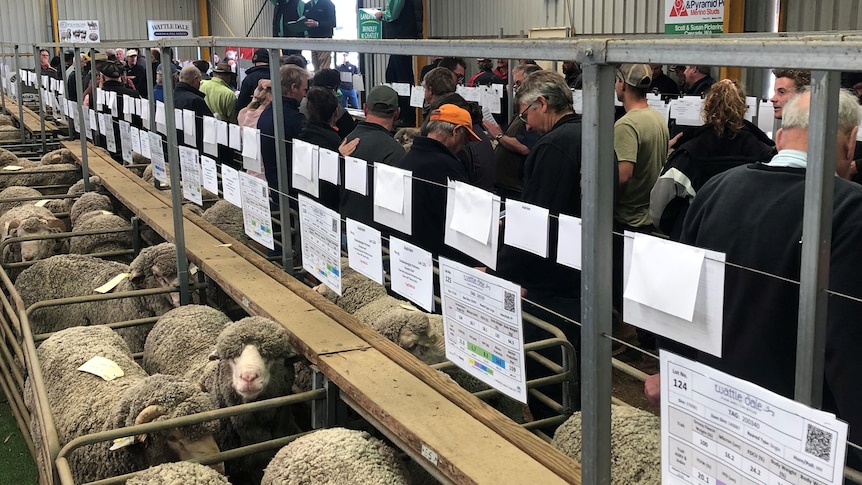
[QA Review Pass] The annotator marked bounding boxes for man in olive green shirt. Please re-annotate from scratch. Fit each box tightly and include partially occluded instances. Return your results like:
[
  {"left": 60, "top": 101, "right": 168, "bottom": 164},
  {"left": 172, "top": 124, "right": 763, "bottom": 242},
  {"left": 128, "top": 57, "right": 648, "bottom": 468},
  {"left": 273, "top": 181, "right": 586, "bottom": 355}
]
[
  {"left": 612, "top": 63, "right": 669, "bottom": 354},
  {"left": 199, "top": 62, "right": 238, "bottom": 124}
]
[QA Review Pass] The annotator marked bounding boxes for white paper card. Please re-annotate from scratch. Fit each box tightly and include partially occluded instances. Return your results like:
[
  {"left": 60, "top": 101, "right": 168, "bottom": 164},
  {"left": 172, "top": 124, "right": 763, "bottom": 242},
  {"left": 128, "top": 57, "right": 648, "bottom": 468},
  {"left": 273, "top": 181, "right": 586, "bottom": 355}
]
[
  {"left": 389, "top": 237, "right": 434, "bottom": 311},
  {"left": 155, "top": 101, "right": 166, "bottom": 134},
  {"left": 221, "top": 164, "right": 243, "bottom": 207},
  {"left": 241, "top": 126, "right": 262, "bottom": 173},
  {"left": 625, "top": 232, "right": 704, "bottom": 322},
  {"left": 449, "top": 181, "right": 493, "bottom": 244},
  {"left": 373, "top": 164, "right": 412, "bottom": 235},
  {"left": 444, "top": 181, "right": 501, "bottom": 269},
  {"left": 318, "top": 147, "right": 339, "bottom": 184},
  {"left": 103, "top": 114, "right": 117, "bottom": 153},
  {"left": 291, "top": 141, "right": 319, "bottom": 198},
  {"left": 409, "top": 85, "right": 425, "bottom": 108},
  {"left": 503, "top": 200, "right": 549, "bottom": 258},
  {"left": 200, "top": 155, "right": 219, "bottom": 195},
  {"left": 292, "top": 139, "right": 315, "bottom": 180},
  {"left": 118, "top": 120, "right": 133, "bottom": 163},
  {"left": 178, "top": 145, "right": 203, "bottom": 206},
  {"left": 229, "top": 123, "right": 242, "bottom": 151},
  {"left": 660, "top": 351, "right": 848, "bottom": 485},
  {"left": 391, "top": 82, "right": 411, "bottom": 96},
  {"left": 298, "top": 194, "right": 342, "bottom": 295},
  {"left": 182, "top": 109, "right": 196, "bottom": 146},
  {"left": 130, "top": 126, "right": 142, "bottom": 155},
  {"left": 202, "top": 116, "right": 218, "bottom": 156},
  {"left": 556, "top": 214, "right": 583, "bottom": 270},
  {"left": 216, "top": 119, "right": 229, "bottom": 146},
  {"left": 440, "top": 257, "right": 527, "bottom": 404},
  {"left": 669, "top": 96, "right": 705, "bottom": 126},
  {"left": 344, "top": 156, "right": 368, "bottom": 195},
  {"left": 148, "top": 132, "right": 168, "bottom": 183},
  {"left": 623, "top": 231, "right": 724, "bottom": 357},
  {"left": 346, "top": 218, "right": 384, "bottom": 284},
  {"left": 140, "top": 128, "right": 152, "bottom": 159},
  {"left": 374, "top": 163, "right": 406, "bottom": 214},
  {"left": 239, "top": 171, "right": 274, "bottom": 249}
]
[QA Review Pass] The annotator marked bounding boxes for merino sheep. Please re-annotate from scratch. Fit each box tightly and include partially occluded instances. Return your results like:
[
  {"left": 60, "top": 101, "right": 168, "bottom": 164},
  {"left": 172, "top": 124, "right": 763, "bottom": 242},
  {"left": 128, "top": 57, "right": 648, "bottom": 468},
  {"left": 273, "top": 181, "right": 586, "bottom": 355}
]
[
  {"left": 261, "top": 427, "right": 410, "bottom": 485},
  {"left": 0, "top": 186, "right": 43, "bottom": 217},
  {"left": 69, "top": 211, "right": 134, "bottom": 263},
  {"left": 16, "top": 242, "right": 180, "bottom": 350},
  {"left": 64, "top": 175, "right": 105, "bottom": 211},
  {"left": 0, "top": 147, "right": 23, "bottom": 168},
  {"left": 0, "top": 204, "right": 67, "bottom": 279},
  {"left": 39, "top": 148, "right": 76, "bottom": 165},
  {"left": 27, "top": 326, "right": 224, "bottom": 484},
  {"left": 0, "top": 163, "right": 81, "bottom": 194},
  {"left": 144, "top": 309, "right": 300, "bottom": 484},
  {"left": 127, "top": 461, "right": 232, "bottom": 485},
  {"left": 0, "top": 126, "right": 19, "bottom": 141},
  {"left": 202, "top": 199, "right": 249, "bottom": 244},
  {"left": 69, "top": 191, "right": 113, "bottom": 227},
  {"left": 552, "top": 403, "right": 661, "bottom": 485},
  {"left": 395, "top": 127, "right": 420, "bottom": 152}
]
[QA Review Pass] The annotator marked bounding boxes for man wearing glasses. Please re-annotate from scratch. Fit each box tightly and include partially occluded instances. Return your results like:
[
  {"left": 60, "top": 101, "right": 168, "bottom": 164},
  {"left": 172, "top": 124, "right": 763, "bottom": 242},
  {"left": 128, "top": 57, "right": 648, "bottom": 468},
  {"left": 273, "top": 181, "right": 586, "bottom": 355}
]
[
  {"left": 494, "top": 70, "right": 593, "bottom": 420},
  {"left": 483, "top": 63, "right": 542, "bottom": 200}
]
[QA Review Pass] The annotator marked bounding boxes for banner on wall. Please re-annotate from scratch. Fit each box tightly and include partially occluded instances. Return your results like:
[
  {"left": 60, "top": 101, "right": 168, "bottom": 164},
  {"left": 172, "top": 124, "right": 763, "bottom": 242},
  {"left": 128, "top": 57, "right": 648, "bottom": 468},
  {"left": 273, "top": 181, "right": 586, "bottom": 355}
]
[
  {"left": 664, "top": 0, "right": 724, "bottom": 35},
  {"left": 358, "top": 9, "right": 382, "bottom": 40},
  {"left": 58, "top": 20, "right": 101, "bottom": 43},
  {"left": 147, "top": 20, "right": 193, "bottom": 41}
]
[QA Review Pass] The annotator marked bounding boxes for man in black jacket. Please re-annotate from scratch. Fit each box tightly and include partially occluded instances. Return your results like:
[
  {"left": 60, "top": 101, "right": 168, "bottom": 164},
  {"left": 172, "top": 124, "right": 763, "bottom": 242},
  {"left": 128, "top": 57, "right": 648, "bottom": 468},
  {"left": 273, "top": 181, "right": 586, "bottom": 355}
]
[
  {"left": 174, "top": 65, "right": 213, "bottom": 152},
  {"left": 376, "top": 0, "right": 421, "bottom": 127},
  {"left": 237, "top": 49, "right": 270, "bottom": 112},
  {"left": 302, "top": 0, "right": 336, "bottom": 71},
  {"left": 125, "top": 49, "right": 148, "bottom": 98}
]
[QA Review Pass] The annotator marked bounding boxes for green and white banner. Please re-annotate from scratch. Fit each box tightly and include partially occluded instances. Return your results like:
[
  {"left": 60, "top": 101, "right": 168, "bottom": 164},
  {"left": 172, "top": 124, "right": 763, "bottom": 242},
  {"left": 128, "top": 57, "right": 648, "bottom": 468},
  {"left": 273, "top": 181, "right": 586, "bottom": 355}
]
[{"left": 664, "top": 0, "right": 724, "bottom": 35}]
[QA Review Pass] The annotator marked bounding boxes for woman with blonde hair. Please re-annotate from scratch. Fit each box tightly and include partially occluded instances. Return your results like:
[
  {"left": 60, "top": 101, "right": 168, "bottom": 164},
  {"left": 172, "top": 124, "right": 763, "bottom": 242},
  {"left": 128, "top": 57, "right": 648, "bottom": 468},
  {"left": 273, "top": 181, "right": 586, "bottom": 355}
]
[
  {"left": 650, "top": 79, "right": 776, "bottom": 240},
  {"left": 238, "top": 78, "right": 273, "bottom": 129}
]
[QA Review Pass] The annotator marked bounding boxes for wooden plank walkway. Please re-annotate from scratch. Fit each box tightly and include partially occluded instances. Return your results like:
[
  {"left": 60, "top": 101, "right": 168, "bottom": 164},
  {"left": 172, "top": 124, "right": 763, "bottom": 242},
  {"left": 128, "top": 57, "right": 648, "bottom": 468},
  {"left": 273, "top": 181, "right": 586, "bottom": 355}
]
[
  {"left": 1, "top": 94, "right": 61, "bottom": 135},
  {"left": 62, "top": 141, "right": 582, "bottom": 485}
]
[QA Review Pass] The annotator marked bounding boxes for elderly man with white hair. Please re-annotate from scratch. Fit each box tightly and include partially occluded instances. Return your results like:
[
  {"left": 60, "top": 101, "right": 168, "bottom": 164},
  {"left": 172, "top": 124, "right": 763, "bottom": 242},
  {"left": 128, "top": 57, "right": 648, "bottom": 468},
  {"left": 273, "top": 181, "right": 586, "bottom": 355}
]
[{"left": 648, "top": 89, "right": 862, "bottom": 471}]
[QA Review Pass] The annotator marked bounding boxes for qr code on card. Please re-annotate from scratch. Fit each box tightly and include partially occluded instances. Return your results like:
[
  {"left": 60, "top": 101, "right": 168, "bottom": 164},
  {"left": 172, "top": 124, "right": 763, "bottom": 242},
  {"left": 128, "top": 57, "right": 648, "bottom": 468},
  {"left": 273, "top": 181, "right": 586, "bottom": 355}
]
[
  {"left": 805, "top": 423, "right": 833, "bottom": 461},
  {"left": 503, "top": 290, "right": 515, "bottom": 312}
]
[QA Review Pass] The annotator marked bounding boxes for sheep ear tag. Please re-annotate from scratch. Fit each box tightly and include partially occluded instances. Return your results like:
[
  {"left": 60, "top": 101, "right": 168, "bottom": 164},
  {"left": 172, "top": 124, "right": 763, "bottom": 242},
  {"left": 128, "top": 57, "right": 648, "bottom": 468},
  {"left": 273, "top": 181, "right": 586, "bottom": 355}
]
[
  {"left": 34, "top": 199, "right": 51, "bottom": 208},
  {"left": 2, "top": 165, "right": 23, "bottom": 171},
  {"left": 94, "top": 272, "right": 131, "bottom": 294},
  {"left": 108, "top": 436, "right": 136, "bottom": 451},
  {"left": 77, "top": 355, "right": 125, "bottom": 381}
]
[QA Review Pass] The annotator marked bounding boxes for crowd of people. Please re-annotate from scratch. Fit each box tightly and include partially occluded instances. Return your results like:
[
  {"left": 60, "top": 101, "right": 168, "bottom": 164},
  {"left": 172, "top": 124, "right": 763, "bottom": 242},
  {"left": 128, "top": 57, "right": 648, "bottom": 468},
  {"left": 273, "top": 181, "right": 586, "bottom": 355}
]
[{"left": 49, "top": 42, "right": 862, "bottom": 461}]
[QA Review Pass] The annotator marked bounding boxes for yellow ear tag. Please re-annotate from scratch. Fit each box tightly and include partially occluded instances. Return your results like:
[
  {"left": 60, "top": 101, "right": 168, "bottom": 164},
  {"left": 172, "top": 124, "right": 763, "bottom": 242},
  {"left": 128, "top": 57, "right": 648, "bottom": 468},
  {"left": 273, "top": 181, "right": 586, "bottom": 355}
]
[
  {"left": 34, "top": 200, "right": 51, "bottom": 207},
  {"left": 94, "top": 272, "right": 130, "bottom": 293},
  {"left": 3, "top": 165, "right": 23, "bottom": 171},
  {"left": 399, "top": 304, "right": 418, "bottom": 312},
  {"left": 109, "top": 436, "right": 136, "bottom": 451},
  {"left": 78, "top": 355, "right": 125, "bottom": 381}
]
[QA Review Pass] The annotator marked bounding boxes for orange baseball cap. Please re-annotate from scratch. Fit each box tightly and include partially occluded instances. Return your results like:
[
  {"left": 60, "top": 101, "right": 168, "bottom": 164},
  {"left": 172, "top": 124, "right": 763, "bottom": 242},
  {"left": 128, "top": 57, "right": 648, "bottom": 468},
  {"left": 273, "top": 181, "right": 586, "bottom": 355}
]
[{"left": 429, "top": 104, "right": 481, "bottom": 141}]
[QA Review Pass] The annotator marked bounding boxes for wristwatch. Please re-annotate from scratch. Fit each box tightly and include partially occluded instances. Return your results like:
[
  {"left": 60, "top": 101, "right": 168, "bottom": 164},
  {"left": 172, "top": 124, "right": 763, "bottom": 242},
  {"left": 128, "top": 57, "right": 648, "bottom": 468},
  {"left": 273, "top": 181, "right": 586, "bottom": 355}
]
[{"left": 495, "top": 133, "right": 504, "bottom": 141}]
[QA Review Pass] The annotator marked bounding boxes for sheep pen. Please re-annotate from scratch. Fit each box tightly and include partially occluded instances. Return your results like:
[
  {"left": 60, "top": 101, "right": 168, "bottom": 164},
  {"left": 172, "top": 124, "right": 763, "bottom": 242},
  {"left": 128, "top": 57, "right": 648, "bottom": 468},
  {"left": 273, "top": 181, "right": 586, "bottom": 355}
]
[{"left": 25, "top": 326, "right": 224, "bottom": 484}]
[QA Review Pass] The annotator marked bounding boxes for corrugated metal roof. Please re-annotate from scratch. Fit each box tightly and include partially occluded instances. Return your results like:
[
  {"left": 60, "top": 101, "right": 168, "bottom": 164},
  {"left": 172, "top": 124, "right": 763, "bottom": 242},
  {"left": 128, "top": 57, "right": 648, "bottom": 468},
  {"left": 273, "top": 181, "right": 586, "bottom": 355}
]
[{"left": 0, "top": 0, "right": 49, "bottom": 67}]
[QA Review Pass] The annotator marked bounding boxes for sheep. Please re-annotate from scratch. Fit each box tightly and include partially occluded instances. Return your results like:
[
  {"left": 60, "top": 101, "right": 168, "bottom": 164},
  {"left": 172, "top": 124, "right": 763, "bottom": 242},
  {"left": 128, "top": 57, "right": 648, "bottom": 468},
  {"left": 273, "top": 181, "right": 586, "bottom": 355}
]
[
  {"left": 551, "top": 403, "right": 661, "bottom": 485},
  {"left": 0, "top": 147, "right": 22, "bottom": 168},
  {"left": 0, "top": 114, "right": 11, "bottom": 126},
  {"left": 69, "top": 191, "right": 113, "bottom": 227},
  {"left": 64, "top": 175, "right": 105, "bottom": 211},
  {"left": 0, "top": 186, "right": 43, "bottom": 217},
  {"left": 0, "top": 163, "right": 81, "bottom": 195},
  {"left": 127, "top": 462, "right": 233, "bottom": 485},
  {"left": 26, "top": 325, "right": 224, "bottom": 484},
  {"left": 261, "top": 427, "right": 410, "bottom": 485},
  {"left": 0, "top": 126, "right": 19, "bottom": 141},
  {"left": 314, "top": 260, "right": 389, "bottom": 314},
  {"left": 15, "top": 242, "right": 180, "bottom": 350},
  {"left": 395, "top": 127, "right": 420, "bottom": 152},
  {"left": 202, "top": 199, "right": 249, "bottom": 245},
  {"left": 143, "top": 309, "right": 300, "bottom": 484},
  {"left": 69, "top": 211, "right": 134, "bottom": 263},
  {"left": 39, "top": 148, "right": 76, "bottom": 165},
  {"left": 0, "top": 204, "right": 67, "bottom": 279}
]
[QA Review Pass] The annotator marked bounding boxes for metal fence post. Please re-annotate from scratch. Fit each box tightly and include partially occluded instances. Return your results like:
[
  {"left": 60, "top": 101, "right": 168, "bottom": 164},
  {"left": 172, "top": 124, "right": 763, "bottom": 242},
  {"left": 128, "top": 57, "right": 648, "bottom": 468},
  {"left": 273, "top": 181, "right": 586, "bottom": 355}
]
[{"left": 268, "top": 49, "right": 295, "bottom": 274}]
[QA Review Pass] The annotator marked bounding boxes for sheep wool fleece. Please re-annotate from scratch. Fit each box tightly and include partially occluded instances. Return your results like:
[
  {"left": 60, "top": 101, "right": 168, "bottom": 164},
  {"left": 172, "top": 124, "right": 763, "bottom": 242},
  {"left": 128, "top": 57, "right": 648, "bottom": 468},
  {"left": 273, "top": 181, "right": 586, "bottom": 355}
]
[
  {"left": 127, "top": 461, "right": 232, "bottom": 485},
  {"left": 261, "top": 428, "right": 410, "bottom": 485},
  {"left": 552, "top": 403, "right": 661, "bottom": 485}
]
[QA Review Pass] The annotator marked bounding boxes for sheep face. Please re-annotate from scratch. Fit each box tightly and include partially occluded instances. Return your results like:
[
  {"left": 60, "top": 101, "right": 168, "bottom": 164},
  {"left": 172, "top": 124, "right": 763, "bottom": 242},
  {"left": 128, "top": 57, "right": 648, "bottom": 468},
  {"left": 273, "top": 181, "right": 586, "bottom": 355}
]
[
  {"left": 161, "top": 428, "right": 225, "bottom": 475},
  {"left": 227, "top": 345, "right": 272, "bottom": 401},
  {"left": 150, "top": 264, "right": 181, "bottom": 308},
  {"left": 5, "top": 216, "right": 66, "bottom": 263}
]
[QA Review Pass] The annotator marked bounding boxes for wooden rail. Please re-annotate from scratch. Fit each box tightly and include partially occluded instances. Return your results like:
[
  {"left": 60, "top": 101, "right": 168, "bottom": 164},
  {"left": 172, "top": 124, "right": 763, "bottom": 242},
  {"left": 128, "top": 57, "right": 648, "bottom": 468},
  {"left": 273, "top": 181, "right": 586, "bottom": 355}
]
[
  {"left": 62, "top": 141, "right": 582, "bottom": 484},
  {"left": 1, "top": 94, "right": 61, "bottom": 135}
]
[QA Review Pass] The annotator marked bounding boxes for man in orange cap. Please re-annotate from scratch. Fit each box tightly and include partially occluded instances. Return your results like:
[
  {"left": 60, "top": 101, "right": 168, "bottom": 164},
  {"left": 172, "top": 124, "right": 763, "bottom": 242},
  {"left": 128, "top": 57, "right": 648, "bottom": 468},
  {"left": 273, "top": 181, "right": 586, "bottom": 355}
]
[{"left": 394, "top": 104, "right": 480, "bottom": 263}]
